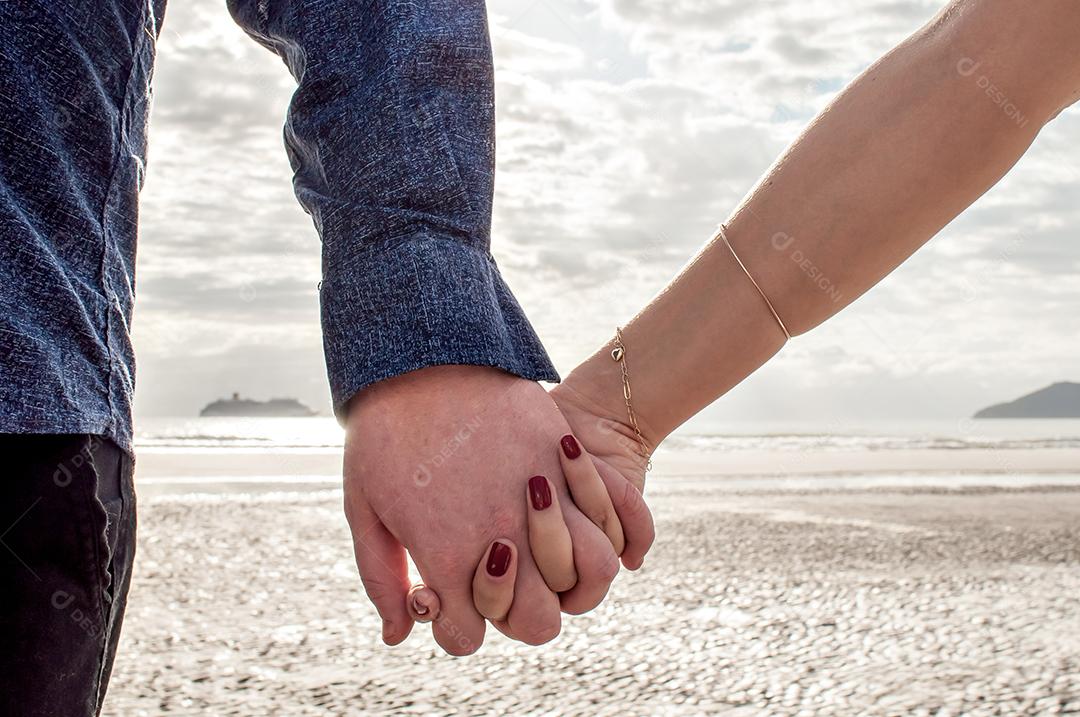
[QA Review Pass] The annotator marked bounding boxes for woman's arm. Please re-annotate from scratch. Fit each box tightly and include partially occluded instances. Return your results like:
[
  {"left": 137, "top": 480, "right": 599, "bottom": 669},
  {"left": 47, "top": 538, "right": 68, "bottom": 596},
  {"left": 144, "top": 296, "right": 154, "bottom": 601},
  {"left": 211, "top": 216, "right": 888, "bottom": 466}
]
[
  {"left": 559, "top": 0, "right": 1080, "bottom": 451},
  {"left": 443, "top": 0, "right": 1080, "bottom": 626}
]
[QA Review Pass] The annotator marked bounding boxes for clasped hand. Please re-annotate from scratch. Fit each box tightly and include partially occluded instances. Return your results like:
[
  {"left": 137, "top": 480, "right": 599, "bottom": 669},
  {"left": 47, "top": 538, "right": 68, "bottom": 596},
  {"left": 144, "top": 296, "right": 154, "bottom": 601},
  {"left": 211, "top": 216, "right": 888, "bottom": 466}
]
[{"left": 343, "top": 365, "right": 653, "bottom": 655}]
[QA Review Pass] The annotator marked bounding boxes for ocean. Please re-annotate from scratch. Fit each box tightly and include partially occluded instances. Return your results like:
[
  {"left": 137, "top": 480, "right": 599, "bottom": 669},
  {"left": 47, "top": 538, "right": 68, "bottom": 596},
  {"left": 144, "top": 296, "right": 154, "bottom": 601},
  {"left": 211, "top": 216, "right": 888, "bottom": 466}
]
[
  {"left": 134, "top": 416, "right": 1080, "bottom": 452},
  {"left": 131, "top": 416, "right": 1080, "bottom": 496}
]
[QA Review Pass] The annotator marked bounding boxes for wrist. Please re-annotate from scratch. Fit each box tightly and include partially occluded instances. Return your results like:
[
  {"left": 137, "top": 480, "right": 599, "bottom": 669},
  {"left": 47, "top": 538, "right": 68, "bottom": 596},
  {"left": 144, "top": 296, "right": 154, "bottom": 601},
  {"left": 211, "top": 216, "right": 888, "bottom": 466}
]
[
  {"left": 560, "top": 346, "right": 664, "bottom": 454},
  {"left": 320, "top": 234, "right": 559, "bottom": 424},
  {"left": 345, "top": 364, "right": 523, "bottom": 429}
]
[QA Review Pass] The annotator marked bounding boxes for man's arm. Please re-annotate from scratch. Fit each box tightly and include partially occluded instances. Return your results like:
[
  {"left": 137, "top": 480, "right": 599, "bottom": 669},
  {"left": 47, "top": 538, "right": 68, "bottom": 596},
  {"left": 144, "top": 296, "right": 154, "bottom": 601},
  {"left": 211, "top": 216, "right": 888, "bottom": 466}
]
[
  {"left": 225, "top": 0, "right": 638, "bottom": 653},
  {"left": 226, "top": 0, "right": 558, "bottom": 403}
]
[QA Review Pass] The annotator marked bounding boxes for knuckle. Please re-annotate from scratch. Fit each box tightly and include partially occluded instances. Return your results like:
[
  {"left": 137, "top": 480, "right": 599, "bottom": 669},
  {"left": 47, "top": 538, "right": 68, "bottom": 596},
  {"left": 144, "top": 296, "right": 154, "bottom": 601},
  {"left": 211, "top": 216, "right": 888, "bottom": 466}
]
[
  {"left": 576, "top": 550, "right": 619, "bottom": 587},
  {"left": 439, "top": 635, "right": 481, "bottom": 657},
  {"left": 563, "top": 584, "right": 607, "bottom": 615},
  {"left": 596, "top": 552, "right": 620, "bottom": 583},
  {"left": 573, "top": 539, "right": 620, "bottom": 586},
  {"left": 620, "top": 480, "right": 648, "bottom": 519},
  {"left": 434, "top": 616, "right": 483, "bottom": 656},
  {"left": 519, "top": 618, "right": 561, "bottom": 646},
  {"left": 561, "top": 595, "right": 600, "bottom": 616}
]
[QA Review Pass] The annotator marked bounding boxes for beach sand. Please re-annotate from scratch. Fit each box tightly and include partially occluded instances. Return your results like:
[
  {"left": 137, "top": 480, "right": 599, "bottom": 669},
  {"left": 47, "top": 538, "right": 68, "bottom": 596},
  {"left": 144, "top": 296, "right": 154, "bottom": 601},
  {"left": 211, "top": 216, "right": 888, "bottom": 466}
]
[{"left": 106, "top": 454, "right": 1080, "bottom": 716}]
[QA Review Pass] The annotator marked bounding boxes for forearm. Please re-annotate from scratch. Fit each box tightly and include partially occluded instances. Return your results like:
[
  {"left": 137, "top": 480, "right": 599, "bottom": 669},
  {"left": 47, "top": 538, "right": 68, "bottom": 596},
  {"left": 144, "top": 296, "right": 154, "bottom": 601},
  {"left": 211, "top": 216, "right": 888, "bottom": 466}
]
[
  {"left": 567, "top": 0, "right": 1080, "bottom": 446},
  {"left": 228, "top": 0, "right": 559, "bottom": 418}
]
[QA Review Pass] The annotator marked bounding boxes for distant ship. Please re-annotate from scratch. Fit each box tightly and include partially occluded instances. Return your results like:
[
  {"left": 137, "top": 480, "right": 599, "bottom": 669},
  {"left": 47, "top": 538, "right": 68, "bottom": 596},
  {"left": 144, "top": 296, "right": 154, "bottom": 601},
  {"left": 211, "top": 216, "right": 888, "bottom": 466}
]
[
  {"left": 973, "top": 382, "right": 1080, "bottom": 419},
  {"left": 199, "top": 393, "right": 318, "bottom": 417}
]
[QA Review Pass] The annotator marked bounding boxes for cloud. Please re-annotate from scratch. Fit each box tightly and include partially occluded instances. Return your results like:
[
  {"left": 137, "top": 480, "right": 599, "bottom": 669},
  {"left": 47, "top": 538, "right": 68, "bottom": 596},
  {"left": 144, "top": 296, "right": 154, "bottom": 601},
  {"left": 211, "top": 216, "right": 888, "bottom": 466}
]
[{"left": 133, "top": 0, "right": 1080, "bottom": 422}]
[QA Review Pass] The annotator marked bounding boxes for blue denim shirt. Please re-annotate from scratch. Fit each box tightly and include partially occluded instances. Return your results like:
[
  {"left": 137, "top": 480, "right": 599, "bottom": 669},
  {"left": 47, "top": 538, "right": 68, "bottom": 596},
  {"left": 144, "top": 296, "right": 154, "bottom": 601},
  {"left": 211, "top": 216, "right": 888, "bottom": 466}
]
[{"left": 0, "top": 0, "right": 558, "bottom": 454}]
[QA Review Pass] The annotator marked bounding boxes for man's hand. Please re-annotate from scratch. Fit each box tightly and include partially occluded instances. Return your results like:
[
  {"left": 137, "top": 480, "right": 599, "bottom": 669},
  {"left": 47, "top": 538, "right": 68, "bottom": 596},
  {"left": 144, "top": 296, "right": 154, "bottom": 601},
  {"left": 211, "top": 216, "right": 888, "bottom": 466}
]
[{"left": 343, "top": 365, "right": 621, "bottom": 655}]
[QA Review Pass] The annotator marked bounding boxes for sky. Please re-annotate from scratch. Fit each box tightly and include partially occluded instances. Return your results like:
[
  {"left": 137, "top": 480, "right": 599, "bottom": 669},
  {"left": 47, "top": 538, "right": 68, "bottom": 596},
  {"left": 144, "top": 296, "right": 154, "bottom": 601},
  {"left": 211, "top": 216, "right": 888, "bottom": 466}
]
[{"left": 132, "top": 0, "right": 1080, "bottom": 426}]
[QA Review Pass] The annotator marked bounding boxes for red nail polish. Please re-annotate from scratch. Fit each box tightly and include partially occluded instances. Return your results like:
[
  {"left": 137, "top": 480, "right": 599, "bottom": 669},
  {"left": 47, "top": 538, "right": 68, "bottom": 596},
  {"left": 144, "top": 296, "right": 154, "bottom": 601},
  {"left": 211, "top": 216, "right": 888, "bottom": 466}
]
[
  {"left": 561, "top": 434, "right": 581, "bottom": 459},
  {"left": 486, "top": 541, "right": 512, "bottom": 577},
  {"left": 528, "top": 475, "right": 552, "bottom": 511}
]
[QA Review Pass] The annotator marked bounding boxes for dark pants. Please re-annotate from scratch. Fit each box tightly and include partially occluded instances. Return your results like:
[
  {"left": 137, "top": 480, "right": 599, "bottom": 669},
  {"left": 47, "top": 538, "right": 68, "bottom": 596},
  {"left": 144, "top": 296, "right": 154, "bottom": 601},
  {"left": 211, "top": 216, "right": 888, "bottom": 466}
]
[{"left": 0, "top": 435, "right": 136, "bottom": 717}]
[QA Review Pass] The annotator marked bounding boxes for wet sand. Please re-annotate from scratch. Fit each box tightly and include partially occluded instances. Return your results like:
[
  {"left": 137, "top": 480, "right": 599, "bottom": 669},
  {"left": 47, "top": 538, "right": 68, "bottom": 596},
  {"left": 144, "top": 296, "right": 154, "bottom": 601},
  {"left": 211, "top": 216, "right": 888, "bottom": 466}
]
[
  {"left": 107, "top": 474, "right": 1080, "bottom": 716},
  {"left": 135, "top": 447, "right": 1080, "bottom": 483}
]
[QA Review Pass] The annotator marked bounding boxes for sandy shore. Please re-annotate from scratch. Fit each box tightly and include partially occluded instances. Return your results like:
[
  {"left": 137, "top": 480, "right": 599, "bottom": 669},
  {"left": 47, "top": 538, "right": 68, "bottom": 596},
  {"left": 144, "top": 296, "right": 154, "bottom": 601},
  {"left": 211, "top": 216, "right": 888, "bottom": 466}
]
[{"left": 105, "top": 465, "right": 1080, "bottom": 716}]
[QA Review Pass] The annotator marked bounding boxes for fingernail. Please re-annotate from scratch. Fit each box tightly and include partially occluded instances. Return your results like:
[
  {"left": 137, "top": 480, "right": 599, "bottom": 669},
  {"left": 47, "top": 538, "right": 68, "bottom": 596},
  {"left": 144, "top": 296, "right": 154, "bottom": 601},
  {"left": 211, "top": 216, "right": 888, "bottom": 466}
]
[
  {"left": 561, "top": 434, "right": 581, "bottom": 459},
  {"left": 411, "top": 596, "right": 429, "bottom": 616},
  {"left": 486, "top": 541, "right": 512, "bottom": 577},
  {"left": 528, "top": 474, "right": 552, "bottom": 511}
]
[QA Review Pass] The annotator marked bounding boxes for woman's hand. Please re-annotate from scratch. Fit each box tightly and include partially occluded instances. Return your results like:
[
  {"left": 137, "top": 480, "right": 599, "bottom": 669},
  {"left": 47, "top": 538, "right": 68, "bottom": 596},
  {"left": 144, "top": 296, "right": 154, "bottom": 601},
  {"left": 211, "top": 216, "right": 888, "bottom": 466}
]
[
  {"left": 520, "top": 430, "right": 654, "bottom": 597},
  {"left": 549, "top": 380, "right": 652, "bottom": 569},
  {"left": 406, "top": 430, "right": 654, "bottom": 645}
]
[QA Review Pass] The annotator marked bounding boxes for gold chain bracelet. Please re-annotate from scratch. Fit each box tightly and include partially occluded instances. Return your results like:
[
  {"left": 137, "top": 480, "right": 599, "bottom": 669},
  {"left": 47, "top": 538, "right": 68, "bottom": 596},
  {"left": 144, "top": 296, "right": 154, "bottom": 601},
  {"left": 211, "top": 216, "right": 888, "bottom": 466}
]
[{"left": 611, "top": 326, "right": 652, "bottom": 471}]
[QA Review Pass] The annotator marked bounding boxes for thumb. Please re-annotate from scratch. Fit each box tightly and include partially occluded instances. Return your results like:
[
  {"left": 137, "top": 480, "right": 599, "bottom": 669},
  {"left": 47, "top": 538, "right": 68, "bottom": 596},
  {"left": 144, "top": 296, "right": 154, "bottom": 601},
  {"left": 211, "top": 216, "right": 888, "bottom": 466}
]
[{"left": 345, "top": 495, "right": 414, "bottom": 645}]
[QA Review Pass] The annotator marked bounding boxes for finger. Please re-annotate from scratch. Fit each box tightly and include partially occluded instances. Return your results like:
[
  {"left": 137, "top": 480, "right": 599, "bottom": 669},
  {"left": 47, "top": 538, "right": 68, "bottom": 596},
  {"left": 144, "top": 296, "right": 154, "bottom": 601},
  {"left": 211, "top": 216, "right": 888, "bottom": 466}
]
[
  {"left": 556, "top": 507, "right": 620, "bottom": 615},
  {"left": 413, "top": 555, "right": 487, "bottom": 656},
  {"left": 472, "top": 540, "right": 517, "bottom": 622},
  {"left": 560, "top": 434, "right": 625, "bottom": 555},
  {"left": 406, "top": 584, "right": 440, "bottom": 624},
  {"left": 489, "top": 618, "right": 513, "bottom": 639},
  {"left": 526, "top": 475, "right": 577, "bottom": 592},
  {"left": 594, "top": 461, "right": 656, "bottom": 570},
  {"left": 503, "top": 532, "right": 563, "bottom": 645},
  {"left": 344, "top": 494, "right": 414, "bottom": 646}
]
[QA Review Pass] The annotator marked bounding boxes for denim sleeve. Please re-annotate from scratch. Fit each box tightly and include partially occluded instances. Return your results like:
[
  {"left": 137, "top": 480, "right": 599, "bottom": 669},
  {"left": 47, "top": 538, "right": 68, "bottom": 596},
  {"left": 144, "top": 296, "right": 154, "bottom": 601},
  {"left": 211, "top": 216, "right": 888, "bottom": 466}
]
[{"left": 227, "top": 0, "right": 559, "bottom": 419}]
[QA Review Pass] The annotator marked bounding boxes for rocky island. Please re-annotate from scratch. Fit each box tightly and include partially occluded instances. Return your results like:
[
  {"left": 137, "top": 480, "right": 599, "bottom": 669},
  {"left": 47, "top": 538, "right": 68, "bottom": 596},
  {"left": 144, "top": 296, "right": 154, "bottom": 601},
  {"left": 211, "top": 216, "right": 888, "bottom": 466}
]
[
  {"left": 973, "top": 381, "right": 1080, "bottom": 418},
  {"left": 199, "top": 393, "right": 317, "bottom": 418}
]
